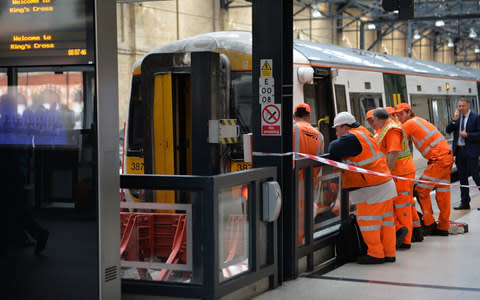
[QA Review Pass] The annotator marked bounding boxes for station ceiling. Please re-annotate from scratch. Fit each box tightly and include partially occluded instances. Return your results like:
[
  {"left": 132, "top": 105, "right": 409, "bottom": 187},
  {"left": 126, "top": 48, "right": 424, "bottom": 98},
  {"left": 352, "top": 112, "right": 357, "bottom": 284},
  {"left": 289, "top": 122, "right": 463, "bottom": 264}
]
[{"left": 221, "top": 0, "right": 480, "bottom": 66}]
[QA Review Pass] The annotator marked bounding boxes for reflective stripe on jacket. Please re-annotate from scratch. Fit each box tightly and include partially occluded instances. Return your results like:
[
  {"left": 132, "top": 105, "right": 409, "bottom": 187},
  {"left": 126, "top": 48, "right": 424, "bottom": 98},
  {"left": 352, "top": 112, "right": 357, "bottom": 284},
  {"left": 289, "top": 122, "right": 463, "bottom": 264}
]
[
  {"left": 402, "top": 116, "right": 451, "bottom": 160},
  {"left": 341, "top": 125, "right": 391, "bottom": 189},
  {"left": 293, "top": 121, "right": 324, "bottom": 155}
]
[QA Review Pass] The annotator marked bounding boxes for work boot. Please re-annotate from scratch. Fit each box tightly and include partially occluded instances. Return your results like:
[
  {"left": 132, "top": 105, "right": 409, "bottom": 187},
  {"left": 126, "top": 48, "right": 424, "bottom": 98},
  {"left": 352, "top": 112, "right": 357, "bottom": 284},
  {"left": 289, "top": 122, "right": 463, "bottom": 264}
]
[
  {"left": 422, "top": 222, "right": 436, "bottom": 236},
  {"left": 412, "top": 227, "right": 424, "bottom": 242},
  {"left": 398, "top": 243, "right": 411, "bottom": 249},
  {"left": 384, "top": 257, "right": 396, "bottom": 263},
  {"left": 396, "top": 227, "right": 408, "bottom": 248},
  {"left": 357, "top": 255, "right": 385, "bottom": 264},
  {"left": 432, "top": 228, "right": 449, "bottom": 236}
]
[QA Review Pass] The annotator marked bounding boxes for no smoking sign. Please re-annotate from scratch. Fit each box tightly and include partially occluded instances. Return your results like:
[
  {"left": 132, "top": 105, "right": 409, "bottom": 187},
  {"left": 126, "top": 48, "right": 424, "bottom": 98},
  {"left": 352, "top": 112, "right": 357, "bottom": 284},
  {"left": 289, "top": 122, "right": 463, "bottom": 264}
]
[{"left": 261, "top": 104, "right": 282, "bottom": 136}]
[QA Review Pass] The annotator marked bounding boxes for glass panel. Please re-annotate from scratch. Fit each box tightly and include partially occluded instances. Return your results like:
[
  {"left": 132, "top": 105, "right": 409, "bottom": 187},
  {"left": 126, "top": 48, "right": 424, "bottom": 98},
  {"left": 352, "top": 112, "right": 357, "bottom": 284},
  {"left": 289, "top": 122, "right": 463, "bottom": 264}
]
[
  {"left": 120, "top": 190, "right": 202, "bottom": 284},
  {"left": 349, "top": 93, "right": 381, "bottom": 128},
  {"left": 6, "top": 67, "right": 98, "bottom": 299},
  {"left": 410, "top": 96, "right": 431, "bottom": 122},
  {"left": 1, "top": 71, "right": 92, "bottom": 146},
  {"left": 218, "top": 184, "right": 249, "bottom": 282},
  {"left": 230, "top": 72, "right": 253, "bottom": 134},
  {"left": 313, "top": 166, "right": 341, "bottom": 233},
  {"left": 297, "top": 169, "right": 305, "bottom": 246},
  {"left": 303, "top": 83, "right": 318, "bottom": 123},
  {"left": 334, "top": 84, "right": 347, "bottom": 113}
]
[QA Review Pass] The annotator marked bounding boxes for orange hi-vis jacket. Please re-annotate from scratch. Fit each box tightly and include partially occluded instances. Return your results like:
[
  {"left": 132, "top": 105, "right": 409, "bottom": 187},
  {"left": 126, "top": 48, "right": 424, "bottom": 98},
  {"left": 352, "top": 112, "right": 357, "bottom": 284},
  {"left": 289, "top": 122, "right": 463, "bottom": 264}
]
[
  {"left": 341, "top": 126, "right": 391, "bottom": 189},
  {"left": 293, "top": 121, "right": 324, "bottom": 155},
  {"left": 376, "top": 119, "right": 415, "bottom": 176},
  {"left": 402, "top": 116, "right": 451, "bottom": 161}
]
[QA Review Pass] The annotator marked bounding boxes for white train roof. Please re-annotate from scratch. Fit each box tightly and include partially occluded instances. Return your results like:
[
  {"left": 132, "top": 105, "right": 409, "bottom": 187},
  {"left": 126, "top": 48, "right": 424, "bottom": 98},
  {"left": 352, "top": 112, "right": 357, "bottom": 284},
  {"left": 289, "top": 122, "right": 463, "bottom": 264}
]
[{"left": 134, "top": 31, "right": 480, "bottom": 81}]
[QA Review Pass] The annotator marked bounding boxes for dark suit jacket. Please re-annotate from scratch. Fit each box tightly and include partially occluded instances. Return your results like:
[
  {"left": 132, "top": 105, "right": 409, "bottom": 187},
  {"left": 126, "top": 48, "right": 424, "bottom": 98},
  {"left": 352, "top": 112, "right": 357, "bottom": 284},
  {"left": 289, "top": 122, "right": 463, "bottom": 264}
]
[{"left": 446, "top": 111, "right": 480, "bottom": 157}]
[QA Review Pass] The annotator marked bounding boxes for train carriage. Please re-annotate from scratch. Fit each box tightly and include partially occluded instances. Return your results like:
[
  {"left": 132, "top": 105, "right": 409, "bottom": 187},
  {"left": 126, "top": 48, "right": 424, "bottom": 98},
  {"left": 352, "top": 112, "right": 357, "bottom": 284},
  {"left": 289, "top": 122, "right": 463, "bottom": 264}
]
[{"left": 123, "top": 30, "right": 480, "bottom": 202}]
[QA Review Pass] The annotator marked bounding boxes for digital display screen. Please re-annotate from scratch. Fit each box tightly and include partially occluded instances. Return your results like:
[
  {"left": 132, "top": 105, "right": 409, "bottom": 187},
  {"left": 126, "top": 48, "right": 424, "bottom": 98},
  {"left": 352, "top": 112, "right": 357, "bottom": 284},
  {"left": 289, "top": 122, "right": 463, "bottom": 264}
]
[{"left": 0, "top": 0, "right": 95, "bottom": 67}]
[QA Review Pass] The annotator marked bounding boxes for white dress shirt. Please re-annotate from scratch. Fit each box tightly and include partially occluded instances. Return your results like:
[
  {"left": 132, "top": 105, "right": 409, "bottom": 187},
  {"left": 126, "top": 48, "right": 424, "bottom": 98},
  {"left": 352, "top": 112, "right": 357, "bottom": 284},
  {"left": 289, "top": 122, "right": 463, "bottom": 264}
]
[{"left": 458, "top": 110, "right": 470, "bottom": 146}]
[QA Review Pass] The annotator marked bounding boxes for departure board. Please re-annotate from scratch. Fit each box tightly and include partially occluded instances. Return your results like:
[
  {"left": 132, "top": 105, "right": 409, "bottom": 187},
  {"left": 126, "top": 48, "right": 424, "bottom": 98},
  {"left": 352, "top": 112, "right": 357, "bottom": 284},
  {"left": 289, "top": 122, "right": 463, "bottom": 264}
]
[{"left": 0, "top": 0, "right": 95, "bottom": 67}]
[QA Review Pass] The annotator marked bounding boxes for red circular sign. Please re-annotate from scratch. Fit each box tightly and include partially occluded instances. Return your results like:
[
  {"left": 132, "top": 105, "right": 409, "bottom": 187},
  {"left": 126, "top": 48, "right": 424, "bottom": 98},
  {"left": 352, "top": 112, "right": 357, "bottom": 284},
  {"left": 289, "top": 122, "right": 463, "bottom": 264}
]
[{"left": 262, "top": 104, "right": 280, "bottom": 125}]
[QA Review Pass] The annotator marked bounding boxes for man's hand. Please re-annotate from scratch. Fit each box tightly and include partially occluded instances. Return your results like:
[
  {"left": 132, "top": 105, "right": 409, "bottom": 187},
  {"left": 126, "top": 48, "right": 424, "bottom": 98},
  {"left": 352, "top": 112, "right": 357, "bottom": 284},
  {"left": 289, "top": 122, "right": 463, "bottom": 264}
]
[
  {"left": 453, "top": 109, "right": 460, "bottom": 121},
  {"left": 460, "top": 130, "right": 468, "bottom": 138}
]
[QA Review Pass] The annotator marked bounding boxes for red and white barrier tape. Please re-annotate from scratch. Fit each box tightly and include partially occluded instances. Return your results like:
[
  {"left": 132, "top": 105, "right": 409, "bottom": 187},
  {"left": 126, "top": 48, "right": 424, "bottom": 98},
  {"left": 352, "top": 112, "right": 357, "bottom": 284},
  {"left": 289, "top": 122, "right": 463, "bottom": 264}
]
[{"left": 253, "top": 151, "right": 480, "bottom": 189}]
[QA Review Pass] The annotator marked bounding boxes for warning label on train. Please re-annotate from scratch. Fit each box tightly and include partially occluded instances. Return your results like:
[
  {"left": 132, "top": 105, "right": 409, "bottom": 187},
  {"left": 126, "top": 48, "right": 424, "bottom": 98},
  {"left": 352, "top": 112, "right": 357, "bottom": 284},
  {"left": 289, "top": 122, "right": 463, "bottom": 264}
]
[
  {"left": 261, "top": 104, "right": 281, "bottom": 136},
  {"left": 260, "top": 59, "right": 272, "bottom": 77}
]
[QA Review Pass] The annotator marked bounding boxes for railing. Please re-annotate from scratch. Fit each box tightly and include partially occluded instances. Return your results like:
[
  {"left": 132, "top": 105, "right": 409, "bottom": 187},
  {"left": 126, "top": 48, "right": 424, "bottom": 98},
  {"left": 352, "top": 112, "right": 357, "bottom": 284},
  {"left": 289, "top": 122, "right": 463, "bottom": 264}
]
[
  {"left": 292, "top": 158, "right": 343, "bottom": 276},
  {"left": 120, "top": 167, "right": 278, "bottom": 300}
]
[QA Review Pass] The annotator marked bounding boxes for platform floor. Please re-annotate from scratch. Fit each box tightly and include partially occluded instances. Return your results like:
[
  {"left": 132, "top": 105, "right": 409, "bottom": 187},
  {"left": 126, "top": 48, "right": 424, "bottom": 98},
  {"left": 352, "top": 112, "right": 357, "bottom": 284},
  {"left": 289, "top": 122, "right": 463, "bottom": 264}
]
[{"left": 254, "top": 178, "right": 480, "bottom": 300}]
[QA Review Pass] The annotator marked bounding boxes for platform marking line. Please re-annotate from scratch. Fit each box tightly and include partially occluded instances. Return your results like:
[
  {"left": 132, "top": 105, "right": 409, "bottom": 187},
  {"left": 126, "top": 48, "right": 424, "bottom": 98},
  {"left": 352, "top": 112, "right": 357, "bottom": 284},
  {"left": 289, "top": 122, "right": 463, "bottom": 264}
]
[{"left": 313, "top": 275, "right": 480, "bottom": 292}]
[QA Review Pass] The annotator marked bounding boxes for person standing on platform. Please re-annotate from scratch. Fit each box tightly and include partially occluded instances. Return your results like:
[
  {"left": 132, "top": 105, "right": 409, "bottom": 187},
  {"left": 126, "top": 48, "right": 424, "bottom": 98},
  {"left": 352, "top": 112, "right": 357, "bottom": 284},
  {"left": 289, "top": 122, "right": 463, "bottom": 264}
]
[
  {"left": 395, "top": 103, "right": 454, "bottom": 236},
  {"left": 293, "top": 103, "right": 324, "bottom": 155},
  {"left": 372, "top": 108, "right": 414, "bottom": 249},
  {"left": 446, "top": 98, "right": 480, "bottom": 210},
  {"left": 329, "top": 112, "right": 397, "bottom": 264}
]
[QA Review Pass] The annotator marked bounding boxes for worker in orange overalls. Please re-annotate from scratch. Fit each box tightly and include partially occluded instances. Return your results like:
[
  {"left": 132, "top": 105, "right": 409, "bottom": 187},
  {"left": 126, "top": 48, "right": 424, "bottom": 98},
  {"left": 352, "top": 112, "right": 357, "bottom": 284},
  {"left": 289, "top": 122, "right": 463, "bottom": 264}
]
[
  {"left": 372, "top": 108, "right": 415, "bottom": 249},
  {"left": 293, "top": 103, "right": 325, "bottom": 245},
  {"left": 395, "top": 103, "right": 454, "bottom": 236},
  {"left": 293, "top": 103, "right": 324, "bottom": 155},
  {"left": 387, "top": 105, "right": 422, "bottom": 239},
  {"left": 329, "top": 112, "right": 397, "bottom": 264}
]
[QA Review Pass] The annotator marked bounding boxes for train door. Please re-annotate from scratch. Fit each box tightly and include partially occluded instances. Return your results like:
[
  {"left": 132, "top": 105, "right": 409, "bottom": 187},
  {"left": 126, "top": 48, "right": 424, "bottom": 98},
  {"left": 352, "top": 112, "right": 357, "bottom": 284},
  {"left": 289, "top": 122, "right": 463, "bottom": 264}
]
[
  {"left": 303, "top": 68, "right": 336, "bottom": 147},
  {"left": 383, "top": 73, "right": 407, "bottom": 107},
  {"left": 151, "top": 73, "right": 192, "bottom": 176}
]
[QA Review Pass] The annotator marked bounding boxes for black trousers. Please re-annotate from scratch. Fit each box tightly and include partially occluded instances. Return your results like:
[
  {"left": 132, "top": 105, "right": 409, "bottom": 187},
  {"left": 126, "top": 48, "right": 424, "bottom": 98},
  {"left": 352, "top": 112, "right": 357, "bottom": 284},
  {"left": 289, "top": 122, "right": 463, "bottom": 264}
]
[{"left": 456, "top": 146, "right": 480, "bottom": 204}]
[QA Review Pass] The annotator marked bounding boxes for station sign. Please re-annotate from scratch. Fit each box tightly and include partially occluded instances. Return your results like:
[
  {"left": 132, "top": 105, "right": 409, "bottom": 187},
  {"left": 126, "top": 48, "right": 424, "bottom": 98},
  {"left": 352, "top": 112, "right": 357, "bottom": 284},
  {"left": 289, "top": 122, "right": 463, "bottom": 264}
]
[
  {"left": 0, "top": 0, "right": 95, "bottom": 66},
  {"left": 261, "top": 103, "right": 282, "bottom": 136}
]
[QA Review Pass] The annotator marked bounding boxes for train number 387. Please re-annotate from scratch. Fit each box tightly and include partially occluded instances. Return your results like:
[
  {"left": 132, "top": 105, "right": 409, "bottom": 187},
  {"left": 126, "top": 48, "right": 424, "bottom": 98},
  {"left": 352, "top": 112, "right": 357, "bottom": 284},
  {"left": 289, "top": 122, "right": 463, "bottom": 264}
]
[{"left": 130, "top": 162, "right": 144, "bottom": 171}]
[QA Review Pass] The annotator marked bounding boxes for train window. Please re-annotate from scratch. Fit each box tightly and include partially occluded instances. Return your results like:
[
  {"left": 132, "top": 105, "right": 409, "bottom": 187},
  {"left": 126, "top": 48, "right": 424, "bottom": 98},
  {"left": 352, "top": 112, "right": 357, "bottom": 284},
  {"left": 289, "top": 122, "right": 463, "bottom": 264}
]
[
  {"left": 334, "top": 84, "right": 347, "bottom": 113},
  {"left": 303, "top": 82, "right": 318, "bottom": 123},
  {"left": 431, "top": 98, "right": 449, "bottom": 136},
  {"left": 349, "top": 93, "right": 381, "bottom": 127},
  {"left": 230, "top": 72, "right": 253, "bottom": 133},
  {"left": 410, "top": 96, "right": 431, "bottom": 122},
  {"left": 127, "top": 76, "right": 144, "bottom": 151}
]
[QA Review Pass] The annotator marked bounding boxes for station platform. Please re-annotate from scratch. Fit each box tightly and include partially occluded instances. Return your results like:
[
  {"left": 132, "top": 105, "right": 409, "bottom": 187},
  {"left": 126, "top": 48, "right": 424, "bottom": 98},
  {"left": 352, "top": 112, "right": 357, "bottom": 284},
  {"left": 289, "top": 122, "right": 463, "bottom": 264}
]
[{"left": 254, "top": 179, "right": 480, "bottom": 300}]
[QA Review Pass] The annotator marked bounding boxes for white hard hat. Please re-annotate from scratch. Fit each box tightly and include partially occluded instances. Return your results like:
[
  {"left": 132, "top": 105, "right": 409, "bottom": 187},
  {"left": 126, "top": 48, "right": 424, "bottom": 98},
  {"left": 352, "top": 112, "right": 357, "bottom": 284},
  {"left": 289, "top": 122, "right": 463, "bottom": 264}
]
[{"left": 332, "top": 112, "right": 356, "bottom": 128}]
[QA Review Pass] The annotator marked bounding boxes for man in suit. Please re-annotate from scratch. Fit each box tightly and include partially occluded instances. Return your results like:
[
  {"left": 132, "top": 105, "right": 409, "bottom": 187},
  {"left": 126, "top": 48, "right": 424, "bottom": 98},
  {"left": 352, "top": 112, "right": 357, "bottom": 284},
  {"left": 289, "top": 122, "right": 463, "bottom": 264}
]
[{"left": 446, "top": 98, "right": 480, "bottom": 210}]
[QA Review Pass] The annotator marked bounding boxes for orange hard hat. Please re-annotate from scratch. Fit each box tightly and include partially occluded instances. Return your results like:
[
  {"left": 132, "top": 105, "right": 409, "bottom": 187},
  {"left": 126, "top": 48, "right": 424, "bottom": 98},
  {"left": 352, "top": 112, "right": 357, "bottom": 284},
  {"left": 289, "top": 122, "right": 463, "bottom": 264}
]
[
  {"left": 366, "top": 109, "right": 374, "bottom": 120},
  {"left": 394, "top": 103, "right": 412, "bottom": 113},
  {"left": 294, "top": 103, "right": 311, "bottom": 113},
  {"left": 385, "top": 106, "right": 395, "bottom": 115}
]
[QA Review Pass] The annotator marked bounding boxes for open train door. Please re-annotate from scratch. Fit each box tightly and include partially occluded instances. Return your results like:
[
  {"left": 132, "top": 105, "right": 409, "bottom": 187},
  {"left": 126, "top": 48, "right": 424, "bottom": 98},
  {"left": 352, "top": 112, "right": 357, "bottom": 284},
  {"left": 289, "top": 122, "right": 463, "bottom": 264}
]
[
  {"left": 303, "top": 67, "right": 336, "bottom": 146},
  {"left": 140, "top": 52, "right": 230, "bottom": 180}
]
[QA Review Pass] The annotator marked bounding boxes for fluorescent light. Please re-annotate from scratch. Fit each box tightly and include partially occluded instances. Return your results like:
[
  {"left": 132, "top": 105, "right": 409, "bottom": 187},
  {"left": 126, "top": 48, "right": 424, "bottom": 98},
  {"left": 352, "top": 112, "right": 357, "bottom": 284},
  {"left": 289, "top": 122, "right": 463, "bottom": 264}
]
[
  {"left": 469, "top": 27, "right": 477, "bottom": 39},
  {"left": 475, "top": 45, "right": 480, "bottom": 53},
  {"left": 448, "top": 38, "right": 454, "bottom": 47},
  {"left": 312, "top": 5, "right": 322, "bottom": 18},
  {"left": 413, "top": 29, "right": 421, "bottom": 40},
  {"left": 435, "top": 20, "right": 445, "bottom": 27},
  {"left": 367, "top": 23, "right": 376, "bottom": 30}
]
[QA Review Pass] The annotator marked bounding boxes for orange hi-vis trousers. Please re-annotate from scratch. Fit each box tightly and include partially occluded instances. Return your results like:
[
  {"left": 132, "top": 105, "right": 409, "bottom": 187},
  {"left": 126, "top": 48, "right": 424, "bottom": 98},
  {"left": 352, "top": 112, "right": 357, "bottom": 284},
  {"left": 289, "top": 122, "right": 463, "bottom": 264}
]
[
  {"left": 411, "top": 199, "right": 422, "bottom": 229},
  {"left": 414, "top": 156, "right": 454, "bottom": 231},
  {"left": 393, "top": 172, "right": 414, "bottom": 245},
  {"left": 356, "top": 197, "right": 396, "bottom": 259}
]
